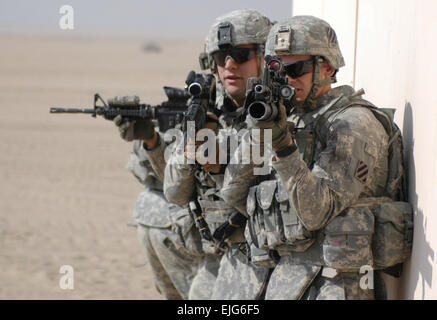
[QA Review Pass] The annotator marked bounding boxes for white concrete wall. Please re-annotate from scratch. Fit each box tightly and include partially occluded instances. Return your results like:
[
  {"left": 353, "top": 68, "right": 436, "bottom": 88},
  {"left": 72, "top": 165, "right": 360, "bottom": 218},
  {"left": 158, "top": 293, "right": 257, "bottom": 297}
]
[{"left": 292, "top": 0, "right": 437, "bottom": 300}]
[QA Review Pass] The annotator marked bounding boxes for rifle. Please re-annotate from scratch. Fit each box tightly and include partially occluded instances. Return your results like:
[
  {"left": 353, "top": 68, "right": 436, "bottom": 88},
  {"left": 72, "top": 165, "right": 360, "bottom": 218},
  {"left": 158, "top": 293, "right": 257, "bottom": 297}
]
[
  {"left": 182, "top": 70, "right": 217, "bottom": 244},
  {"left": 182, "top": 70, "right": 217, "bottom": 134},
  {"left": 189, "top": 198, "right": 213, "bottom": 242},
  {"left": 49, "top": 86, "right": 191, "bottom": 133},
  {"left": 243, "top": 55, "right": 295, "bottom": 122}
]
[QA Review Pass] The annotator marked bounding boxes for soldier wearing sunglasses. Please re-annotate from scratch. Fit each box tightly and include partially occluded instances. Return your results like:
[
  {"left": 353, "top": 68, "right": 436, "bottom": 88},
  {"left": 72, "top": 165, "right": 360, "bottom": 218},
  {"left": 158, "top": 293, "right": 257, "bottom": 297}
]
[
  {"left": 110, "top": 9, "right": 272, "bottom": 300},
  {"left": 222, "top": 15, "right": 410, "bottom": 300},
  {"left": 164, "top": 9, "right": 274, "bottom": 299}
]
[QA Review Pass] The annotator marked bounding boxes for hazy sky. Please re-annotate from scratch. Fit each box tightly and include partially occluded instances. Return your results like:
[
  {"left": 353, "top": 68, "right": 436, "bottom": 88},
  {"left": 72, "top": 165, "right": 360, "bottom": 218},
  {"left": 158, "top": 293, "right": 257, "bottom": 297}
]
[{"left": 0, "top": 0, "right": 293, "bottom": 40}]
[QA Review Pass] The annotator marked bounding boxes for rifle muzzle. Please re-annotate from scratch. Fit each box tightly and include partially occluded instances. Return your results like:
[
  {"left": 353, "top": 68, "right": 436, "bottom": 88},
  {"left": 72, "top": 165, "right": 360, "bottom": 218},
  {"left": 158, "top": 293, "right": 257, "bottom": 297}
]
[
  {"left": 188, "top": 82, "right": 203, "bottom": 96},
  {"left": 248, "top": 101, "right": 278, "bottom": 122}
]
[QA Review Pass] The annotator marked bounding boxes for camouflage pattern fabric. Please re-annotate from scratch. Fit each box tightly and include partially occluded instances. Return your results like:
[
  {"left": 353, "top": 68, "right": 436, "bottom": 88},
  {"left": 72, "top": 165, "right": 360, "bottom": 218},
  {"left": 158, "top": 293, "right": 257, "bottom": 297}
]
[
  {"left": 188, "top": 254, "right": 221, "bottom": 300},
  {"left": 133, "top": 189, "right": 172, "bottom": 228},
  {"left": 265, "top": 257, "right": 321, "bottom": 300},
  {"left": 222, "top": 86, "right": 390, "bottom": 300},
  {"left": 164, "top": 96, "right": 270, "bottom": 299},
  {"left": 128, "top": 143, "right": 208, "bottom": 300},
  {"left": 130, "top": 134, "right": 168, "bottom": 183},
  {"left": 272, "top": 86, "right": 389, "bottom": 231},
  {"left": 164, "top": 98, "right": 249, "bottom": 241},
  {"left": 126, "top": 140, "right": 164, "bottom": 190},
  {"left": 302, "top": 270, "right": 375, "bottom": 300},
  {"left": 205, "top": 9, "right": 271, "bottom": 55},
  {"left": 265, "top": 15, "right": 344, "bottom": 111},
  {"left": 264, "top": 15, "right": 344, "bottom": 69},
  {"left": 210, "top": 243, "right": 271, "bottom": 300},
  {"left": 137, "top": 223, "right": 199, "bottom": 300}
]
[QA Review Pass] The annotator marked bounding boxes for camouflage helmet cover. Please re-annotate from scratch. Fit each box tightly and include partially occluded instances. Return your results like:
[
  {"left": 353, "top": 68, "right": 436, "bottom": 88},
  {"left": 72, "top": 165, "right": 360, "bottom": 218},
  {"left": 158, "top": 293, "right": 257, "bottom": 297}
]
[
  {"left": 206, "top": 9, "right": 272, "bottom": 54},
  {"left": 265, "top": 15, "right": 345, "bottom": 70}
]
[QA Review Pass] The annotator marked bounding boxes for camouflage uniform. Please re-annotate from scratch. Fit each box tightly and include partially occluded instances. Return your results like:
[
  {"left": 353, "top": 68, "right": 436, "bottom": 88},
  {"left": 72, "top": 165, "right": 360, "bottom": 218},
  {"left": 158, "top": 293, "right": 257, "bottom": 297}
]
[
  {"left": 164, "top": 9, "right": 273, "bottom": 299},
  {"left": 127, "top": 140, "right": 205, "bottom": 300},
  {"left": 164, "top": 95, "right": 272, "bottom": 299},
  {"left": 222, "top": 16, "right": 412, "bottom": 300}
]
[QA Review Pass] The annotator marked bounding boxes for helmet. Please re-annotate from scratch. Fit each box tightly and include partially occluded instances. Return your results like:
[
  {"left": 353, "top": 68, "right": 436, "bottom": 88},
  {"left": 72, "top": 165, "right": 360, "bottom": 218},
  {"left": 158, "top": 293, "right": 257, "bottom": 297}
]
[
  {"left": 265, "top": 15, "right": 344, "bottom": 70},
  {"left": 205, "top": 9, "right": 272, "bottom": 55},
  {"left": 265, "top": 16, "right": 344, "bottom": 111}
]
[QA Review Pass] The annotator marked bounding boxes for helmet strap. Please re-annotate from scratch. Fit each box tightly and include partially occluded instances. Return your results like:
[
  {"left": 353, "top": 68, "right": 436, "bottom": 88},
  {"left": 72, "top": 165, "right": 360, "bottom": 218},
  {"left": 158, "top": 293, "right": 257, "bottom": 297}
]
[
  {"left": 256, "top": 44, "right": 264, "bottom": 77},
  {"left": 302, "top": 56, "right": 335, "bottom": 111}
]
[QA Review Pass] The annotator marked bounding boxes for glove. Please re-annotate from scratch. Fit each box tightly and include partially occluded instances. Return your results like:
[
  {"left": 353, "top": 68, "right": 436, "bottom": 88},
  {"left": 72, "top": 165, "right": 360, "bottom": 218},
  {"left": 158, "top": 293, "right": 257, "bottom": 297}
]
[
  {"left": 213, "top": 212, "right": 247, "bottom": 249},
  {"left": 113, "top": 115, "right": 155, "bottom": 142},
  {"left": 251, "top": 102, "right": 293, "bottom": 151}
]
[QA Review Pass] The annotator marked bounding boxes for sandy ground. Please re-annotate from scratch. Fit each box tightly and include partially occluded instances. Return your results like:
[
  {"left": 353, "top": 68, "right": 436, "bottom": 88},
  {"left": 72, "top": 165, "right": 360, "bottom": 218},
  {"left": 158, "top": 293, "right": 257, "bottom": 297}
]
[{"left": 0, "top": 33, "right": 201, "bottom": 299}]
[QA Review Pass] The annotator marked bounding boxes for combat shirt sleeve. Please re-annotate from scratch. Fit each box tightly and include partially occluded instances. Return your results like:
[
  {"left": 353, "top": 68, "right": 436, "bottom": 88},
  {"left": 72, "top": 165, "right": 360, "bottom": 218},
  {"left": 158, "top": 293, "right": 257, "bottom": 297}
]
[
  {"left": 141, "top": 132, "right": 167, "bottom": 182},
  {"left": 221, "top": 131, "right": 268, "bottom": 216},
  {"left": 221, "top": 163, "right": 258, "bottom": 216},
  {"left": 126, "top": 140, "right": 162, "bottom": 190},
  {"left": 163, "top": 139, "right": 196, "bottom": 206},
  {"left": 273, "top": 107, "right": 389, "bottom": 231}
]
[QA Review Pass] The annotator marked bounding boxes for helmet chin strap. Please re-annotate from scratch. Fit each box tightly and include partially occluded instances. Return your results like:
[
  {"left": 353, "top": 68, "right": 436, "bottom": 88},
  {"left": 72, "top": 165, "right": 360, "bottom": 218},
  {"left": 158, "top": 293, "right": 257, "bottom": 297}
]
[
  {"left": 256, "top": 45, "right": 265, "bottom": 77},
  {"left": 296, "top": 56, "right": 335, "bottom": 112}
]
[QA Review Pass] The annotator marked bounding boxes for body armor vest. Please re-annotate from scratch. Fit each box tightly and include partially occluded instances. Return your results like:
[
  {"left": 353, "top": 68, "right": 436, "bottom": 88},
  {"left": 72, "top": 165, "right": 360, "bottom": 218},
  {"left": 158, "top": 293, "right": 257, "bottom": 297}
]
[{"left": 246, "top": 91, "right": 413, "bottom": 273}]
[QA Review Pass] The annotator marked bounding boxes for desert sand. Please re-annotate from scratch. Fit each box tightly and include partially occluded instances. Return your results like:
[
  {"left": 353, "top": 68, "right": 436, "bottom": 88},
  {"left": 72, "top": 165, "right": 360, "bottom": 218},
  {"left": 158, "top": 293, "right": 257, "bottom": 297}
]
[{"left": 0, "top": 33, "right": 201, "bottom": 299}]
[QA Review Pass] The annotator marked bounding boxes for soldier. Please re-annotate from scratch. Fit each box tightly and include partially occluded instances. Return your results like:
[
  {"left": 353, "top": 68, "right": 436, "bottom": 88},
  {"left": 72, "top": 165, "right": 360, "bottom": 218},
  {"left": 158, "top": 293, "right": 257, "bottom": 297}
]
[
  {"left": 114, "top": 9, "right": 273, "bottom": 300},
  {"left": 222, "top": 15, "right": 412, "bottom": 300},
  {"left": 164, "top": 9, "right": 274, "bottom": 299},
  {"left": 114, "top": 114, "right": 204, "bottom": 300}
]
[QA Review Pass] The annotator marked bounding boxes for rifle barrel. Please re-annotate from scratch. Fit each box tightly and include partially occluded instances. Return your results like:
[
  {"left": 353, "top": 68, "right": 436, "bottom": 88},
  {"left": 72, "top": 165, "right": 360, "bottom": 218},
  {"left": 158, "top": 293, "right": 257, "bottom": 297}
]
[{"left": 49, "top": 108, "right": 95, "bottom": 114}]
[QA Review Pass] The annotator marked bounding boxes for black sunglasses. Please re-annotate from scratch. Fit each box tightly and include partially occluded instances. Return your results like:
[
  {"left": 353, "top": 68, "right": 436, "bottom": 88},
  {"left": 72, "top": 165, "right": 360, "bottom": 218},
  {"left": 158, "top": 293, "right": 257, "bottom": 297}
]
[
  {"left": 283, "top": 59, "right": 314, "bottom": 78},
  {"left": 212, "top": 47, "right": 257, "bottom": 67}
]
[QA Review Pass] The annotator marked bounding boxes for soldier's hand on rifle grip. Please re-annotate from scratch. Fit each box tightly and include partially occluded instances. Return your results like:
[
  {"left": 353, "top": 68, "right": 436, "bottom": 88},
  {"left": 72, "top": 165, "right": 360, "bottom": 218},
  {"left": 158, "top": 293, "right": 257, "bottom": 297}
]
[
  {"left": 113, "top": 115, "right": 156, "bottom": 144},
  {"left": 251, "top": 102, "right": 293, "bottom": 151}
]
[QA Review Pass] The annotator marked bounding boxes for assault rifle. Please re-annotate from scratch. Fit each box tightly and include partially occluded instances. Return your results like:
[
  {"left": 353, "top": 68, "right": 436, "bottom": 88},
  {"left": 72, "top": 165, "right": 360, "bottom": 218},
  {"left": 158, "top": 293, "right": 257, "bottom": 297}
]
[
  {"left": 182, "top": 70, "right": 217, "bottom": 244},
  {"left": 244, "top": 55, "right": 295, "bottom": 122},
  {"left": 49, "top": 86, "right": 191, "bottom": 133},
  {"left": 182, "top": 70, "right": 217, "bottom": 134}
]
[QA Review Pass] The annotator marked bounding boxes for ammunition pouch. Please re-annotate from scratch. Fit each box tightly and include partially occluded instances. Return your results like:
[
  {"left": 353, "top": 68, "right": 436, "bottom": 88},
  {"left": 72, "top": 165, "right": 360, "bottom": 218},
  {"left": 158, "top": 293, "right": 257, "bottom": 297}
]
[
  {"left": 246, "top": 179, "right": 315, "bottom": 258},
  {"left": 322, "top": 206, "right": 374, "bottom": 271},
  {"left": 246, "top": 178, "right": 414, "bottom": 271},
  {"left": 322, "top": 198, "right": 413, "bottom": 271},
  {"left": 371, "top": 200, "right": 413, "bottom": 269}
]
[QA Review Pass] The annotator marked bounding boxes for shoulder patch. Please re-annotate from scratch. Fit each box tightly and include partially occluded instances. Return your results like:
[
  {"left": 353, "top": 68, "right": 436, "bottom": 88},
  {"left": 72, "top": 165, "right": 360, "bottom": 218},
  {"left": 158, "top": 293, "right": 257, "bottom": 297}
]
[{"left": 354, "top": 160, "right": 369, "bottom": 184}]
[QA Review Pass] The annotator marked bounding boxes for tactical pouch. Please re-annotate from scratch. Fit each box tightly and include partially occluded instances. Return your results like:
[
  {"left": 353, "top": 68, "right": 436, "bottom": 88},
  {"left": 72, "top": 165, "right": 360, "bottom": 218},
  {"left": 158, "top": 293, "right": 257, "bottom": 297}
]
[
  {"left": 246, "top": 179, "right": 314, "bottom": 253},
  {"left": 372, "top": 201, "right": 413, "bottom": 269},
  {"left": 247, "top": 180, "right": 285, "bottom": 250},
  {"left": 322, "top": 207, "right": 374, "bottom": 271},
  {"left": 256, "top": 180, "right": 285, "bottom": 248},
  {"left": 247, "top": 185, "right": 268, "bottom": 249},
  {"left": 276, "top": 181, "right": 315, "bottom": 252},
  {"left": 243, "top": 219, "right": 277, "bottom": 268}
]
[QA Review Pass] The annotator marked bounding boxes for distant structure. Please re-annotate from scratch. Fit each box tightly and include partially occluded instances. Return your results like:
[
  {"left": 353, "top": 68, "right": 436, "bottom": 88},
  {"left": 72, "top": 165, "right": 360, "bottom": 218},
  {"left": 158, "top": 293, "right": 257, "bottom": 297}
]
[{"left": 142, "top": 41, "right": 162, "bottom": 53}]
